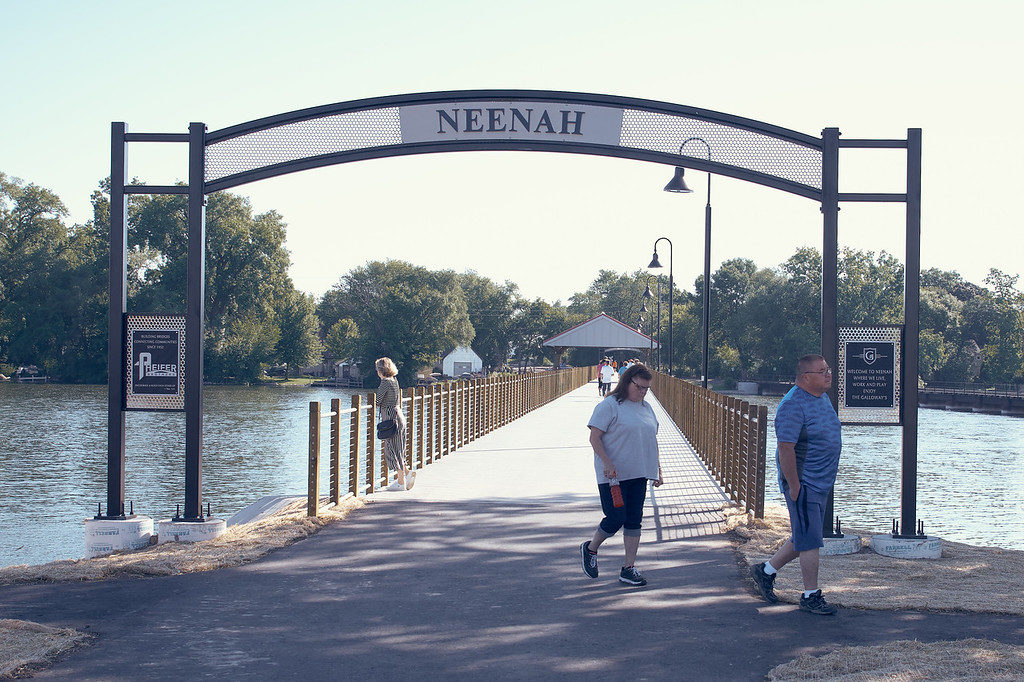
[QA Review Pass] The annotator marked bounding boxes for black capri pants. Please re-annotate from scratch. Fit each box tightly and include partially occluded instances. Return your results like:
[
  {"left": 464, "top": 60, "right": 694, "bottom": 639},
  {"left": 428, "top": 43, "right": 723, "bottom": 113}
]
[{"left": 597, "top": 477, "right": 648, "bottom": 537}]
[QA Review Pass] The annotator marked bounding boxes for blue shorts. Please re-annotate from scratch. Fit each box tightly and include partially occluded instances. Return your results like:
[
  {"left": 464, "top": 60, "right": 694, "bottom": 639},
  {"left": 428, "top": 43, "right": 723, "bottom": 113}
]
[{"left": 782, "top": 482, "right": 828, "bottom": 552}]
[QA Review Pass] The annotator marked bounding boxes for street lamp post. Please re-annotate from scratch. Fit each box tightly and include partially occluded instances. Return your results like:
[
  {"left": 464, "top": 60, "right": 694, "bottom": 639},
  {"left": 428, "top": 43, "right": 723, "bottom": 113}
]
[
  {"left": 664, "top": 137, "right": 712, "bottom": 388},
  {"left": 647, "top": 237, "right": 673, "bottom": 375},
  {"left": 643, "top": 275, "right": 661, "bottom": 370}
]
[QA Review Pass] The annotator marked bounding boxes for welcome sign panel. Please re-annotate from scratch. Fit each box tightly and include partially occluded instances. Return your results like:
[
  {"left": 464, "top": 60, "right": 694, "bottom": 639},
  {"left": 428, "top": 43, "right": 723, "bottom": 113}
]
[
  {"left": 125, "top": 314, "right": 186, "bottom": 411},
  {"left": 838, "top": 326, "right": 902, "bottom": 425},
  {"left": 400, "top": 101, "right": 625, "bottom": 145}
]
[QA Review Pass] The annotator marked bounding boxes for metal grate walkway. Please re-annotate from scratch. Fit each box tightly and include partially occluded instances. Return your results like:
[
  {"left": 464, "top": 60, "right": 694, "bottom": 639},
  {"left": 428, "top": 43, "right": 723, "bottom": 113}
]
[{"left": 646, "top": 392, "right": 730, "bottom": 540}]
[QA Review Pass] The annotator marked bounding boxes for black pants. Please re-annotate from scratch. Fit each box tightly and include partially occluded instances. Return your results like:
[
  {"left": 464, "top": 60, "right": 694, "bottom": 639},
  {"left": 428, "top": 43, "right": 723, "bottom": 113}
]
[{"left": 597, "top": 477, "right": 647, "bottom": 536}]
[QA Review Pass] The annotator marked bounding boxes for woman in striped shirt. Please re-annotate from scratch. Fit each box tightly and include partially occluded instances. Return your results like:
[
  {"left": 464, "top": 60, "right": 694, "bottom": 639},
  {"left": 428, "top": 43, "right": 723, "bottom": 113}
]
[{"left": 375, "top": 357, "right": 413, "bottom": 491}]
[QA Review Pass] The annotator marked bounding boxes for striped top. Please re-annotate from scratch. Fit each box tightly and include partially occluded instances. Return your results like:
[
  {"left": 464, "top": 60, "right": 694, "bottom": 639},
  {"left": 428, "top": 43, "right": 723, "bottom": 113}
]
[{"left": 374, "top": 376, "right": 400, "bottom": 409}]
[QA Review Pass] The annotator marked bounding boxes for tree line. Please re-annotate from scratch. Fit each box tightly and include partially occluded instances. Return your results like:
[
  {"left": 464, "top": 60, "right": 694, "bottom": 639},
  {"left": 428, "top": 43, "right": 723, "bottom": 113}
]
[{"left": 2, "top": 172, "right": 1022, "bottom": 387}]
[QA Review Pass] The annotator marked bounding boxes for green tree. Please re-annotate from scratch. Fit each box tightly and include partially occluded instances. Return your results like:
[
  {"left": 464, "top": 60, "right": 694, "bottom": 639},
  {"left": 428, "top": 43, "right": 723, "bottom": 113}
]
[
  {"left": 275, "top": 290, "right": 322, "bottom": 378},
  {"left": 325, "top": 318, "right": 359, "bottom": 361},
  {"left": 513, "top": 298, "right": 571, "bottom": 368},
  {"left": 839, "top": 248, "right": 903, "bottom": 324},
  {"left": 118, "top": 188, "right": 298, "bottom": 382},
  {"left": 0, "top": 173, "right": 108, "bottom": 381},
  {"left": 977, "top": 269, "right": 1024, "bottom": 382},
  {"left": 935, "top": 339, "right": 983, "bottom": 382},
  {"left": 918, "top": 329, "right": 950, "bottom": 381},
  {"left": 319, "top": 260, "right": 473, "bottom": 386},
  {"left": 921, "top": 267, "right": 985, "bottom": 303},
  {"left": 209, "top": 313, "right": 281, "bottom": 382},
  {"left": 457, "top": 272, "right": 523, "bottom": 368},
  {"left": 568, "top": 269, "right": 656, "bottom": 326}
]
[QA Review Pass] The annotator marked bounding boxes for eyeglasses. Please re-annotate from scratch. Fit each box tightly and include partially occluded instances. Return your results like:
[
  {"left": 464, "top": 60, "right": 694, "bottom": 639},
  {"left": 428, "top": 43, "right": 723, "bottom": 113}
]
[
  {"left": 803, "top": 367, "right": 832, "bottom": 375},
  {"left": 630, "top": 380, "right": 651, "bottom": 391}
]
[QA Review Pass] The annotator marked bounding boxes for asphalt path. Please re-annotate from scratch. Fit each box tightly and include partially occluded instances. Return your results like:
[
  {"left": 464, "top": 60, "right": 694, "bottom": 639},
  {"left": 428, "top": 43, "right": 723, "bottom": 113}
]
[{"left": 4, "top": 382, "right": 1024, "bottom": 680}]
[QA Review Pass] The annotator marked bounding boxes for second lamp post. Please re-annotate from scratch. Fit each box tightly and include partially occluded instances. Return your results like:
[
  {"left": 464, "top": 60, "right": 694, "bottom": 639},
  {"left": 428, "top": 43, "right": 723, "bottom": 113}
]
[
  {"left": 643, "top": 274, "right": 661, "bottom": 370},
  {"left": 664, "top": 137, "right": 713, "bottom": 389},
  {"left": 647, "top": 237, "right": 673, "bottom": 375}
]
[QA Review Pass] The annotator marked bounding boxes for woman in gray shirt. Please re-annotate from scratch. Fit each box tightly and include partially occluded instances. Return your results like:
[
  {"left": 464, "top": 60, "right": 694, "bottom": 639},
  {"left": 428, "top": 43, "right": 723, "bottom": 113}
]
[
  {"left": 375, "top": 357, "right": 413, "bottom": 491},
  {"left": 580, "top": 363, "right": 662, "bottom": 586}
]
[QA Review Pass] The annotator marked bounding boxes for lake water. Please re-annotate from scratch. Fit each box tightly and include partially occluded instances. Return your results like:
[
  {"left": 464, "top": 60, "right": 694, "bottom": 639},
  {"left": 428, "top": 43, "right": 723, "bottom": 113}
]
[{"left": 1, "top": 383, "right": 1022, "bottom": 567}]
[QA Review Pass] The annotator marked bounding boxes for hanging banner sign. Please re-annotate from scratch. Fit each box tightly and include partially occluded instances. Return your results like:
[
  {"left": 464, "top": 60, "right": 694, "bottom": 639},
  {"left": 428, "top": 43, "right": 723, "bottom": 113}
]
[
  {"left": 124, "top": 314, "right": 186, "bottom": 411},
  {"left": 400, "top": 101, "right": 624, "bottom": 146},
  {"left": 837, "top": 326, "right": 902, "bottom": 425}
]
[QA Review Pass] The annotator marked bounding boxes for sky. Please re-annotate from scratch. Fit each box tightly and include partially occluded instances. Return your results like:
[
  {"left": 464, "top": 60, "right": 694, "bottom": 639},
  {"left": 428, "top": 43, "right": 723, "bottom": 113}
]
[{"left": 4, "top": 0, "right": 1022, "bottom": 304}]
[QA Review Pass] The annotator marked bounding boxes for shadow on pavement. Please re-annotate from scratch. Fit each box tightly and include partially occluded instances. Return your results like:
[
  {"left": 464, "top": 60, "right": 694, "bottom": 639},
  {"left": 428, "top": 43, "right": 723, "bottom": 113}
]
[{"left": 4, "top": 496, "right": 1024, "bottom": 680}]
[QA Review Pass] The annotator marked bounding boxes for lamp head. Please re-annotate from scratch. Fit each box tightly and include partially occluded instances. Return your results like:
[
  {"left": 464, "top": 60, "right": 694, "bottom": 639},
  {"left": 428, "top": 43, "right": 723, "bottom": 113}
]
[
  {"left": 663, "top": 167, "right": 693, "bottom": 193},
  {"left": 643, "top": 284, "right": 653, "bottom": 299},
  {"left": 640, "top": 302, "right": 648, "bottom": 313},
  {"left": 648, "top": 252, "right": 662, "bottom": 269}
]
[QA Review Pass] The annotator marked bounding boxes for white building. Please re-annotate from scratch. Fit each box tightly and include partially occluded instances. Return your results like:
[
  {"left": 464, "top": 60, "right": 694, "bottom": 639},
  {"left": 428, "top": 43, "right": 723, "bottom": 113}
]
[{"left": 442, "top": 346, "right": 483, "bottom": 377}]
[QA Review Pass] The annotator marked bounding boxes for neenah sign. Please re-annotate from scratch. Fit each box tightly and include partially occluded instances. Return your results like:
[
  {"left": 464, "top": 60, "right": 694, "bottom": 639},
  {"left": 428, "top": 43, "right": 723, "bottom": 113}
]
[{"left": 400, "top": 101, "right": 624, "bottom": 145}]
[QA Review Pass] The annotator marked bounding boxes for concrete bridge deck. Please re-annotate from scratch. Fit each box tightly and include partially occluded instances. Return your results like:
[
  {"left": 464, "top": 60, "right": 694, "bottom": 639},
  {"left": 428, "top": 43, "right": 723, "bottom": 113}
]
[{"left": 4, "top": 381, "right": 1024, "bottom": 679}]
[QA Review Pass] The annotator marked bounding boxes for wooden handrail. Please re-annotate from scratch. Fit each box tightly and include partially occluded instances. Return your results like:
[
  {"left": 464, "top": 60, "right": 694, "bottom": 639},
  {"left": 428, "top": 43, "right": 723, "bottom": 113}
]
[
  {"left": 307, "top": 366, "right": 598, "bottom": 515},
  {"left": 650, "top": 371, "right": 767, "bottom": 518}
]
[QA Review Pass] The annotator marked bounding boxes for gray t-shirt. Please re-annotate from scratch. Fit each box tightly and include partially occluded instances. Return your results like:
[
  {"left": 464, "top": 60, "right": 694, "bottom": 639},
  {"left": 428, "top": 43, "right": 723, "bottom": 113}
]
[{"left": 587, "top": 396, "right": 660, "bottom": 483}]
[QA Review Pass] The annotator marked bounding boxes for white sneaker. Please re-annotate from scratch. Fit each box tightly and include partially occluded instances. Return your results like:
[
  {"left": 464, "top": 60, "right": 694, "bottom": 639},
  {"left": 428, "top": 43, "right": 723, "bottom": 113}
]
[
  {"left": 386, "top": 480, "right": 405, "bottom": 492},
  {"left": 405, "top": 471, "right": 417, "bottom": 490}
]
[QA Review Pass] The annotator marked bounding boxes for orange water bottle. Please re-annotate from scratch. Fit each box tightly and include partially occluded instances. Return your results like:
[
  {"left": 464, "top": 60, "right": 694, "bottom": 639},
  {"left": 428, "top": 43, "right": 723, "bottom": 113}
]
[{"left": 609, "top": 478, "right": 624, "bottom": 508}]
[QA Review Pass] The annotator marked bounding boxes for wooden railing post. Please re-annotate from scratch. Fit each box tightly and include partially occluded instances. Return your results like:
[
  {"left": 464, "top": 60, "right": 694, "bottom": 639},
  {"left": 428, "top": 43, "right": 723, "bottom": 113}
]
[
  {"left": 435, "top": 384, "right": 443, "bottom": 459},
  {"left": 648, "top": 370, "right": 765, "bottom": 517},
  {"left": 453, "top": 381, "right": 460, "bottom": 450},
  {"left": 417, "top": 386, "right": 426, "bottom": 468},
  {"left": 405, "top": 387, "right": 415, "bottom": 470},
  {"left": 464, "top": 380, "right": 471, "bottom": 443},
  {"left": 330, "top": 397, "right": 340, "bottom": 505},
  {"left": 445, "top": 382, "right": 452, "bottom": 455},
  {"left": 742, "top": 402, "right": 754, "bottom": 510},
  {"left": 755, "top": 405, "right": 768, "bottom": 518},
  {"left": 350, "top": 394, "right": 361, "bottom": 496},
  {"left": 308, "top": 401, "right": 320, "bottom": 517},
  {"left": 367, "top": 392, "right": 377, "bottom": 492},
  {"left": 470, "top": 379, "right": 478, "bottom": 441}
]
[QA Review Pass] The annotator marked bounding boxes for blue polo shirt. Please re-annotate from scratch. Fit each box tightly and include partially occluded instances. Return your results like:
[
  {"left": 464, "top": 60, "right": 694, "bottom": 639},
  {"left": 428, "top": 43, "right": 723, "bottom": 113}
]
[{"left": 775, "top": 386, "right": 842, "bottom": 495}]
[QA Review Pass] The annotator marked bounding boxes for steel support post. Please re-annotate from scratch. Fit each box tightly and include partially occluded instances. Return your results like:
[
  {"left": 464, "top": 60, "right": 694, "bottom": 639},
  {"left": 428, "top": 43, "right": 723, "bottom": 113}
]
[
  {"left": 701, "top": 195, "right": 712, "bottom": 389},
  {"left": 655, "top": 238, "right": 674, "bottom": 376},
  {"left": 820, "top": 127, "right": 841, "bottom": 536},
  {"left": 105, "top": 122, "right": 128, "bottom": 519},
  {"left": 183, "top": 122, "right": 207, "bottom": 520},
  {"left": 656, "top": 278, "right": 662, "bottom": 371},
  {"left": 900, "top": 128, "right": 923, "bottom": 536}
]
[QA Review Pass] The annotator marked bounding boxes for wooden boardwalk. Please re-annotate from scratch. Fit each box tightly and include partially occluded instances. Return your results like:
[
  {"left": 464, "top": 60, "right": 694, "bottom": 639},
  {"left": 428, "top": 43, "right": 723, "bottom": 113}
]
[{"left": 381, "top": 379, "right": 730, "bottom": 541}]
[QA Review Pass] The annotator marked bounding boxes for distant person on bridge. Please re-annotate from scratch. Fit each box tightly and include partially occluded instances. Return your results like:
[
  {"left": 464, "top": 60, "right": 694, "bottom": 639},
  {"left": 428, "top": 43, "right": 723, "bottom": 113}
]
[
  {"left": 751, "top": 353, "right": 841, "bottom": 615},
  {"left": 598, "top": 360, "right": 617, "bottom": 397},
  {"left": 580, "top": 362, "right": 663, "bottom": 586},
  {"left": 375, "top": 357, "right": 414, "bottom": 491}
]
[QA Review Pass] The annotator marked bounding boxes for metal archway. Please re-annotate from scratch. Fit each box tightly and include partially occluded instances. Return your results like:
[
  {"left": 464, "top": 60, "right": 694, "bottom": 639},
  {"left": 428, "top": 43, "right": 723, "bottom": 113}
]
[{"left": 106, "top": 90, "right": 921, "bottom": 537}]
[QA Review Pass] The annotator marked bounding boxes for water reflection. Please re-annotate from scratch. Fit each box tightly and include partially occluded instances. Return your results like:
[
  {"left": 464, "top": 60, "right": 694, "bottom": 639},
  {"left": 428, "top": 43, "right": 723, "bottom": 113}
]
[{"left": 0, "top": 383, "right": 357, "bottom": 567}]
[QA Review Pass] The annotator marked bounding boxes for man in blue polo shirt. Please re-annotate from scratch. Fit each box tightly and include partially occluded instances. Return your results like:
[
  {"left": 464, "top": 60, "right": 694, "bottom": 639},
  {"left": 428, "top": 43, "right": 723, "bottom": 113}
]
[{"left": 751, "top": 353, "right": 842, "bottom": 615}]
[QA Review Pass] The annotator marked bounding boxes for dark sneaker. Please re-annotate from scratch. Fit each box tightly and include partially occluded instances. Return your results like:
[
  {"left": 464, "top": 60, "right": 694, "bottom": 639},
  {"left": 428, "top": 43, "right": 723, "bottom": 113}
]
[
  {"left": 619, "top": 565, "right": 647, "bottom": 586},
  {"left": 580, "top": 541, "right": 598, "bottom": 578},
  {"left": 799, "top": 590, "right": 837, "bottom": 615},
  {"left": 751, "top": 562, "right": 779, "bottom": 603}
]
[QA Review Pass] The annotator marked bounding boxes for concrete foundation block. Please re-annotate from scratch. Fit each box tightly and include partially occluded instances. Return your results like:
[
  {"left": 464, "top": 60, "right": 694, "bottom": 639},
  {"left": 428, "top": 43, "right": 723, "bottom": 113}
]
[
  {"left": 736, "top": 381, "right": 759, "bottom": 395},
  {"left": 83, "top": 516, "right": 154, "bottom": 558},
  {"left": 870, "top": 534, "right": 943, "bottom": 559},
  {"left": 157, "top": 518, "right": 227, "bottom": 544},
  {"left": 821, "top": 534, "right": 861, "bottom": 555}
]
